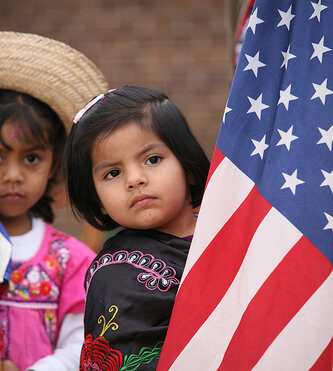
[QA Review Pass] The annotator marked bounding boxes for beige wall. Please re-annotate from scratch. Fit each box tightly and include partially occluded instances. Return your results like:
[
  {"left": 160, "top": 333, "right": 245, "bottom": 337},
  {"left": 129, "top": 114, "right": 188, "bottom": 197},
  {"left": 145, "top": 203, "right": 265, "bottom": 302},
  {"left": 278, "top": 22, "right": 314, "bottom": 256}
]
[{"left": 0, "top": 0, "right": 234, "bottom": 244}]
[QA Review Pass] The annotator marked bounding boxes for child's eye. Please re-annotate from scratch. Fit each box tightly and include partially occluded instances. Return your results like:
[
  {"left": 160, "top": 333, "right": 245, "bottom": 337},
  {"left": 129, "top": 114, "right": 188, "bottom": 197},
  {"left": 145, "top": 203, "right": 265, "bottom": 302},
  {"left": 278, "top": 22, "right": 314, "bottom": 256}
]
[
  {"left": 105, "top": 169, "right": 121, "bottom": 179},
  {"left": 145, "top": 156, "right": 162, "bottom": 165},
  {"left": 24, "top": 154, "right": 39, "bottom": 164}
]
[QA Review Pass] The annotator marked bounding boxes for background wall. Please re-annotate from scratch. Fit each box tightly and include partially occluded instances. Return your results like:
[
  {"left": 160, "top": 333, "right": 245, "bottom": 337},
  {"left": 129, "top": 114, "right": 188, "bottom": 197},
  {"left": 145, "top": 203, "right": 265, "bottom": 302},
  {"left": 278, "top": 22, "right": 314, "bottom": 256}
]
[{"left": 0, "top": 0, "right": 236, "bottom": 244}]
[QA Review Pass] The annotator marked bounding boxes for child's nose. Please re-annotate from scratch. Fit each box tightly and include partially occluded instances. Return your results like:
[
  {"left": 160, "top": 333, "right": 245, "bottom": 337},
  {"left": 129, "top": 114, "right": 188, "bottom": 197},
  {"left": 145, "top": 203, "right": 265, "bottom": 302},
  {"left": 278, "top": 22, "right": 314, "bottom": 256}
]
[
  {"left": 126, "top": 170, "right": 148, "bottom": 190},
  {"left": 2, "top": 163, "right": 24, "bottom": 183}
]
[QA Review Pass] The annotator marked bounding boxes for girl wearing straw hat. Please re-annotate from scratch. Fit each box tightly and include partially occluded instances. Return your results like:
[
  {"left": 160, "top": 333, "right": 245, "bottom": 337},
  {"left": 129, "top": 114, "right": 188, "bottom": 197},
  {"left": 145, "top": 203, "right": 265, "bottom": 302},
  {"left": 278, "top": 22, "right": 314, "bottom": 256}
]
[{"left": 0, "top": 32, "right": 108, "bottom": 370}]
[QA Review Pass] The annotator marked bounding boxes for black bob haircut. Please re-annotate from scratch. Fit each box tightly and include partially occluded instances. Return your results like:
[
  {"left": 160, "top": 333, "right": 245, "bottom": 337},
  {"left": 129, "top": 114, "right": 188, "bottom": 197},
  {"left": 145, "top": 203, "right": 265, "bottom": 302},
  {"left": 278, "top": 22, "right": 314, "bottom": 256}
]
[
  {"left": 0, "top": 89, "right": 67, "bottom": 223},
  {"left": 63, "top": 85, "right": 210, "bottom": 231}
]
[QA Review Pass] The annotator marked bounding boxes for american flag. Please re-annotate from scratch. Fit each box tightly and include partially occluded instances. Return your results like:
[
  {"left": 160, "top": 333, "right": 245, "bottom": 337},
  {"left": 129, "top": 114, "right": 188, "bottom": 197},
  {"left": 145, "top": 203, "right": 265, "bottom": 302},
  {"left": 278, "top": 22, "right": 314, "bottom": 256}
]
[{"left": 158, "top": 0, "right": 333, "bottom": 369}]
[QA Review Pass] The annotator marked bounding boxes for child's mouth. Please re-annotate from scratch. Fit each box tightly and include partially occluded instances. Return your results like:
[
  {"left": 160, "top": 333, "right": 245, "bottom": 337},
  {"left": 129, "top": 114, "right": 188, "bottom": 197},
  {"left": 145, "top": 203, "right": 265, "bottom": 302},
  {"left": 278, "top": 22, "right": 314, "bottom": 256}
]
[
  {"left": 131, "top": 194, "right": 155, "bottom": 207},
  {"left": 2, "top": 193, "right": 24, "bottom": 200}
]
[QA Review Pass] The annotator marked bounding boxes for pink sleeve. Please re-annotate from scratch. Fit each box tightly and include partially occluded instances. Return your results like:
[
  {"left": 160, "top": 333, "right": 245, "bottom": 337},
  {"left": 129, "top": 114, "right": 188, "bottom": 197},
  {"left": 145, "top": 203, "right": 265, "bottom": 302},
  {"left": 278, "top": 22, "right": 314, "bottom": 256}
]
[{"left": 57, "top": 237, "right": 96, "bottom": 324}]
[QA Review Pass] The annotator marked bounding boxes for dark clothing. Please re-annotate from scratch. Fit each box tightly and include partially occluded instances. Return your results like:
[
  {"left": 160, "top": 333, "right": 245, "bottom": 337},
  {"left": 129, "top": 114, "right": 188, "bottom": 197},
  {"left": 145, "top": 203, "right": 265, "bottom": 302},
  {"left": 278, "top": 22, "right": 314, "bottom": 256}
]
[{"left": 80, "top": 228, "right": 190, "bottom": 370}]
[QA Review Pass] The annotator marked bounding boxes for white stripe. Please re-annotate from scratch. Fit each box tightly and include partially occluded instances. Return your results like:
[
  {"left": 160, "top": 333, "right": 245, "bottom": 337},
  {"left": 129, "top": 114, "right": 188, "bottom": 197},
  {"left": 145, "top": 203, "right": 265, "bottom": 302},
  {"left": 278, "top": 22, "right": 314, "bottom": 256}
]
[
  {"left": 0, "top": 300, "right": 58, "bottom": 309},
  {"left": 181, "top": 158, "right": 254, "bottom": 281},
  {"left": 170, "top": 208, "right": 302, "bottom": 370},
  {"left": 0, "top": 232, "right": 11, "bottom": 282},
  {"left": 253, "top": 272, "right": 333, "bottom": 371}
]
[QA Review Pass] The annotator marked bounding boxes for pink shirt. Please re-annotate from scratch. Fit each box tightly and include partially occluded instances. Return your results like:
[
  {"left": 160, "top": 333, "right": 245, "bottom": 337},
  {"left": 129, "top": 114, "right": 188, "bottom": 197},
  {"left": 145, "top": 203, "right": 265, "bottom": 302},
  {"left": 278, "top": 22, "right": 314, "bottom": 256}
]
[{"left": 0, "top": 223, "right": 95, "bottom": 370}]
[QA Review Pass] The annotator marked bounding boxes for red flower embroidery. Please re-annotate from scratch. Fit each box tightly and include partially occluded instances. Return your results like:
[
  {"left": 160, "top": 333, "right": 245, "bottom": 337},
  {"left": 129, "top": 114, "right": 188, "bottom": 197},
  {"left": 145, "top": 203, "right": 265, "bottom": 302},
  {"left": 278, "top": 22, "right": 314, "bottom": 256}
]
[
  {"left": 80, "top": 334, "right": 123, "bottom": 371},
  {"left": 29, "top": 282, "right": 41, "bottom": 297},
  {"left": 11, "top": 270, "right": 23, "bottom": 284},
  {"left": 40, "top": 281, "right": 51, "bottom": 295},
  {"left": 44, "top": 257, "right": 58, "bottom": 270}
]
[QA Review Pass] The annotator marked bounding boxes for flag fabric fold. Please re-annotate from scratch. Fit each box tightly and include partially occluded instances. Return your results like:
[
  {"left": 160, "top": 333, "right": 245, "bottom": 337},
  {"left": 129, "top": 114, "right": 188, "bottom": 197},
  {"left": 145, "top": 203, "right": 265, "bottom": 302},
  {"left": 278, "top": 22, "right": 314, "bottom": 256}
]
[{"left": 158, "top": 0, "right": 333, "bottom": 369}]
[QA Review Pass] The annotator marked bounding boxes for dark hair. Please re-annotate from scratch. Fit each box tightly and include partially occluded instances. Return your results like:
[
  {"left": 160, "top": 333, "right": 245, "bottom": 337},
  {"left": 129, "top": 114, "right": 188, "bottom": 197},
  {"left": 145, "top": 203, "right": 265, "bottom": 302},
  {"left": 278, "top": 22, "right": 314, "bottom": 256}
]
[
  {"left": 63, "top": 85, "right": 210, "bottom": 230},
  {"left": 0, "top": 89, "right": 67, "bottom": 222}
]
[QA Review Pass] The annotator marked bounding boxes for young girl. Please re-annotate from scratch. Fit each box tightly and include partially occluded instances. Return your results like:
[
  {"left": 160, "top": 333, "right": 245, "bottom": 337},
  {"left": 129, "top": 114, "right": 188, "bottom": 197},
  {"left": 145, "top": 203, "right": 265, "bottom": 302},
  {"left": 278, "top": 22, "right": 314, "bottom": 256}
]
[
  {"left": 0, "top": 89, "right": 96, "bottom": 371},
  {"left": 0, "top": 31, "right": 109, "bottom": 370},
  {"left": 63, "top": 85, "right": 210, "bottom": 370}
]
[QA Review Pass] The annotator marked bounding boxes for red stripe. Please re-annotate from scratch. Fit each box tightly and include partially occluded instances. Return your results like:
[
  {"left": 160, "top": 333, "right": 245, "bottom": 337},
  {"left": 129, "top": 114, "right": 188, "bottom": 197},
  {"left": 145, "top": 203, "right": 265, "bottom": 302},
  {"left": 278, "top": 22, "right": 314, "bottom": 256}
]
[
  {"left": 309, "top": 338, "right": 333, "bottom": 371},
  {"left": 157, "top": 186, "right": 271, "bottom": 370},
  {"left": 206, "top": 146, "right": 225, "bottom": 185},
  {"left": 218, "top": 237, "right": 333, "bottom": 370}
]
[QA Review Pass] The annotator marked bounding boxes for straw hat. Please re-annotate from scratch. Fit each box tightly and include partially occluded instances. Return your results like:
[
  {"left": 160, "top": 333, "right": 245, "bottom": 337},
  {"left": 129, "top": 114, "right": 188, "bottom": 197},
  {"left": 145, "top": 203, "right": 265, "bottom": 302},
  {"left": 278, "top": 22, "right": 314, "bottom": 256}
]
[{"left": 0, "top": 31, "right": 109, "bottom": 129}]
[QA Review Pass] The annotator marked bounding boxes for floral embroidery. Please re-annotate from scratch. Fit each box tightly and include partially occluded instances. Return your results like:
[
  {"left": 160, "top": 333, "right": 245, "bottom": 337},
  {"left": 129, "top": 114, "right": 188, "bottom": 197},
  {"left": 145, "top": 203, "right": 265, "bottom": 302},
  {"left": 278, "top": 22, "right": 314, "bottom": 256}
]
[
  {"left": 2, "top": 232, "right": 69, "bottom": 304},
  {"left": 0, "top": 230, "right": 71, "bottom": 348},
  {"left": 40, "top": 281, "right": 52, "bottom": 295},
  {"left": 86, "top": 250, "right": 179, "bottom": 292},
  {"left": 80, "top": 334, "right": 123, "bottom": 371},
  {"left": 80, "top": 305, "right": 162, "bottom": 371},
  {"left": 120, "top": 342, "right": 163, "bottom": 371},
  {"left": 80, "top": 339, "right": 163, "bottom": 371},
  {"left": 11, "top": 269, "right": 23, "bottom": 284},
  {"left": 81, "top": 304, "right": 163, "bottom": 370},
  {"left": 81, "top": 305, "right": 122, "bottom": 371}
]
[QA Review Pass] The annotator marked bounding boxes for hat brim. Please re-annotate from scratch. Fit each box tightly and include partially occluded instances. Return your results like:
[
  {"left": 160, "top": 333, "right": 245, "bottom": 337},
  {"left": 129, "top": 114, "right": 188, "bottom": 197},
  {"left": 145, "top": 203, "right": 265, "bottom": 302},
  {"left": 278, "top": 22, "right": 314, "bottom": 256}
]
[{"left": 0, "top": 31, "right": 109, "bottom": 129}]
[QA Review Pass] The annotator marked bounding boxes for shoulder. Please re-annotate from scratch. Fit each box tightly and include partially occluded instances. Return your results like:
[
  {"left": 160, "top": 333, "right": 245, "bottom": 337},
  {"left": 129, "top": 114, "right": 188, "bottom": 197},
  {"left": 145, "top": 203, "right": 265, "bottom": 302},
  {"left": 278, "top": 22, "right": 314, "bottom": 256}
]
[{"left": 46, "top": 223, "right": 96, "bottom": 261}]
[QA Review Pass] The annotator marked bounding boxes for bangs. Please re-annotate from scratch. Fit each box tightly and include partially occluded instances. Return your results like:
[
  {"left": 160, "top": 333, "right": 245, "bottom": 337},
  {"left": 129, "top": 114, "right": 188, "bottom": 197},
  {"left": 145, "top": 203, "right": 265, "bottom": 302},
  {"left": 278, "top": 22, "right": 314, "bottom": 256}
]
[
  {"left": 91, "top": 117, "right": 152, "bottom": 155},
  {"left": 0, "top": 107, "right": 51, "bottom": 150}
]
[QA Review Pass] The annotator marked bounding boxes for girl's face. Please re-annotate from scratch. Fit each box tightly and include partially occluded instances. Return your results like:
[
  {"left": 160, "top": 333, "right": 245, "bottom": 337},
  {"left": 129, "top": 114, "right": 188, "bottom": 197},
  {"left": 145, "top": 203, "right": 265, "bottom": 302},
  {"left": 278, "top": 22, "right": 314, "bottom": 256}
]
[
  {"left": 0, "top": 121, "right": 53, "bottom": 235},
  {"left": 92, "top": 122, "right": 197, "bottom": 237}
]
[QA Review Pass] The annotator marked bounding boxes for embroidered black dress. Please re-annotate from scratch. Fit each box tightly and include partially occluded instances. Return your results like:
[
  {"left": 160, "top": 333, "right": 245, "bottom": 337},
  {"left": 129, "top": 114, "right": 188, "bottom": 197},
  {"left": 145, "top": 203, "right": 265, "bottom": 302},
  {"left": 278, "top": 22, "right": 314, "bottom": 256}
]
[{"left": 80, "top": 228, "right": 190, "bottom": 371}]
